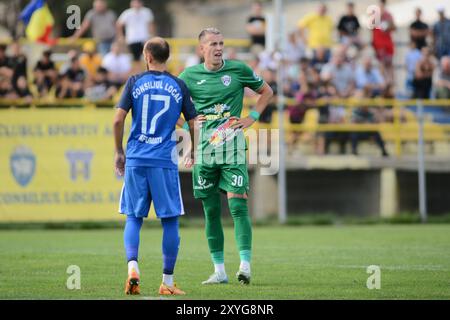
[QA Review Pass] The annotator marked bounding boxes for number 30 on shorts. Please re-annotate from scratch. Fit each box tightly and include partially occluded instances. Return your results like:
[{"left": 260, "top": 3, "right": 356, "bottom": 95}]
[{"left": 231, "top": 174, "right": 243, "bottom": 187}]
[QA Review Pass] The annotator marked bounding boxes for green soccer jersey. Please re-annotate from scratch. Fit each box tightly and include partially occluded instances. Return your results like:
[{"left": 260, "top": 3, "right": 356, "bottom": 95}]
[{"left": 179, "top": 59, "right": 264, "bottom": 155}]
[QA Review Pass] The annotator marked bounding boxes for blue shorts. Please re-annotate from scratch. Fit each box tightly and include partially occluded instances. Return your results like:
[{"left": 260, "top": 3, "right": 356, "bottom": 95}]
[{"left": 119, "top": 167, "right": 185, "bottom": 219}]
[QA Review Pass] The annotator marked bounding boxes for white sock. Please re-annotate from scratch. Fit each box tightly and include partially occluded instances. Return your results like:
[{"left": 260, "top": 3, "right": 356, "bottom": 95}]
[
  {"left": 128, "top": 260, "right": 140, "bottom": 275},
  {"left": 214, "top": 263, "right": 226, "bottom": 274},
  {"left": 163, "top": 274, "right": 174, "bottom": 286},
  {"left": 240, "top": 261, "right": 250, "bottom": 273}
]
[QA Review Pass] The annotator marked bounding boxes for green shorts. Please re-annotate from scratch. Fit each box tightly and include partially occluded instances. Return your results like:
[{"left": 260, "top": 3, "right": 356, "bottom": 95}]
[{"left": 193, "top": 151, "right": 250, "bottom": 199}]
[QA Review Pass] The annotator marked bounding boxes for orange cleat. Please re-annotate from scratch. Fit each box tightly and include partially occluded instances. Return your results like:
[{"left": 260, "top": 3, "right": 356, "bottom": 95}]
[
  {"left": 158, "top": 283, "right": 186, "bottom": 295},
  {"left": 124, "top": 269, "right": 140, "bottom": 295}
]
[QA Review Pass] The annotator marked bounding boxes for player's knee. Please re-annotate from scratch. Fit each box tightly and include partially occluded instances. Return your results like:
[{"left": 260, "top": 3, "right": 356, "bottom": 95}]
[{"left": 227, "top": 192, "right": 248, "bottom": 199}]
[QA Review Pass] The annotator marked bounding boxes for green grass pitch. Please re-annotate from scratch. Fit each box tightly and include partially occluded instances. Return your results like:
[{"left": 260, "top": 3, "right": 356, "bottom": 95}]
[{"left": 1, "top": 224, "right": 449, "bottom": 299}]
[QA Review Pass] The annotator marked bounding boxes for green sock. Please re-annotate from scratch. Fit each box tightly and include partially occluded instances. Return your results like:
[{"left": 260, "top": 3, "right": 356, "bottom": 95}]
[
  {"left": 239, "top": 249, "right": 251, "bottom": 263},
  {"left": 228, "top": 197, "right": 252, "bottom": 254},
  {"left": 202, "top": 193, "right": 224, "bottom": 263}
]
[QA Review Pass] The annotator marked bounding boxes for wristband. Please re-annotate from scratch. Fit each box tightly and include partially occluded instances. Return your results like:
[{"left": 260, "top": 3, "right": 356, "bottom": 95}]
[
  {"left": 249, "top": 110, "right": 260, "bottom": 121},
  {"left": 182, "top": 122, "right": 190, "bottom": 131}
]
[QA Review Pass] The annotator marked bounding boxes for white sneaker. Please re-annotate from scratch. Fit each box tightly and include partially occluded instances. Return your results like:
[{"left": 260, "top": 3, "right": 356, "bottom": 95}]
[
  {"left": 236, "top": 269, "right": 251, "bottom": 285},
  {"left": 201, "top": 272, "right": 229, "bottom": 285}
]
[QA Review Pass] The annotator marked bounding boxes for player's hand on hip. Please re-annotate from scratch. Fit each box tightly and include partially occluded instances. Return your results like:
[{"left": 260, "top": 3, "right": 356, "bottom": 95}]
[
  {"left": 195, "top": 115, "right": 207, "bottom": 129},
  {"left": 114, "top": 152, "right": 126, "bottom": 176},
  {"left": 184, "top": 153, "right": 195, "bottom": 169},
  {"left": 232, "top": 116, "right": 255, "bottom": 130}
]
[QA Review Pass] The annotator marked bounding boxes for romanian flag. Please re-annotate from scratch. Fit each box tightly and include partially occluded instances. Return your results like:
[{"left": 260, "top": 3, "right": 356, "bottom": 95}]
[{"left": 19, "top": 0, "right": 56, "bottom": 45}]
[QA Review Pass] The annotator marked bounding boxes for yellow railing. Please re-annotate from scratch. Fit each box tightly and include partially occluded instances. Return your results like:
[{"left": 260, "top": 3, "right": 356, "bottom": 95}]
[{"left": 1, "top": 98, "right": 450, "bottom": 157}]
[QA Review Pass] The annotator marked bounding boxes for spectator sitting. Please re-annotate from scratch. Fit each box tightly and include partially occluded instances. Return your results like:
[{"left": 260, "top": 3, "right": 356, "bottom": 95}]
[
  {"left": 413, "top": 46, "right": 435, "bottom": 99},
  {"left": 0, "top": 74, "right": 15, "bottom": 98},
  {"left": 350, "top": 107, "right": 389, "bottom": 157},
  {"left": 117, "top": 0, "right": 155, "bottom": 65},
  {"left": 405, "top": 41, "right": 422, "bottom": 96},
  {"left": 320, "top": 48, "right": 355, "bottom": 99},
  {"left": 432, "top": 5, "right": 450, "bottom": 60},
  {"left": 62, "top": 56, "right": 85, "bottom": 98},
  {"left": 85, "top": 67, "right": 117, "bottom": 101},
  {"left": 435, "top": 56, "right": 450, "bottom": 99},
  {"left": 9, "top": 40, "right": 28, "bottom": 87},
  {"left": 298, "top": 3, "right": 334, "bottom": 61},
  {"left": 79, "top": 41, "right": 102, "bottom": 84},
  {"left": 311, "top": 46, "right": 330, "bottom": 73},
  {"left": 246, "top": 1, "right": 266, "bottom": 55},
  {"left": 0, "top": 44, "right": 13, "bottom": 79},
  {"left": 71, "top": 0, "right": 117, "bottom": 56},
  {"left": 102, "top": 42, "right": 131, "bottom": 86},
  {"left": 337, "top": 2, "right": 362, "bottom": 49},
  {"left": 14, "top": 76, "right": 33, "bottom": 101},
  {"left": 33, "top": 49, "right": 58, "bottom": 97},
  {"left": 410, "top": 8, "right": 429, "bottom": 50},
  {"left": 355, "top": 56, "right": 385, "bottom": 98}
]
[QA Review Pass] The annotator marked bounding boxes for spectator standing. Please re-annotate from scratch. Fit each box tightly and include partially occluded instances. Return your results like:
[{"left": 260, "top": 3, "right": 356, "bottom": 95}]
[
  {"left": 413, "top": 46, "right": 435, "bottom": 99},
  {"left": 117, "top": 0, "right": 155, "bottom": 63},
  {"left": 71, "top": 0, "right": 117, "bottom": 56},
  {"left": 372, "top": 0, "right": 396, "bottom": 85},
  {"left": 102, "top": 42, "right": 132, "bottom": 86},
  {"left": 435, "top": 56, "right": 450, "bottom": 99},
  {"left": 298, "top": 3, "right": 334, "bottom": 60},
  {"left": 409, "top": 8, "right": 429, "bottom": 50},
  {"left": 246, "top": 1, "right": 266, "bottom": 54},
  {"left": 337, "top": 2, "right": 362, "bottom": 48},
  {"left": 432, "top": 6, "right": 450, "bottom": 60}
]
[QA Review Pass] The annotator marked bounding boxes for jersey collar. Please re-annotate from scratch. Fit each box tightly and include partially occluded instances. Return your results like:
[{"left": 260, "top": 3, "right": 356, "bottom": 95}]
[{"left": 203, "top": 60, "right": 226, "bottom": 72}]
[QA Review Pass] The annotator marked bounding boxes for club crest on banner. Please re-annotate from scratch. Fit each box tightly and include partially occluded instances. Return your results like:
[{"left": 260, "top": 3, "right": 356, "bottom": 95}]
[{"left": 10, "top": 145, "right": 36, "bottom": 187}]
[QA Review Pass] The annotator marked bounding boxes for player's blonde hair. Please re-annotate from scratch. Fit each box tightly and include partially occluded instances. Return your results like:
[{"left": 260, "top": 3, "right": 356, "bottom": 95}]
[{"left": 198, "top": 27, "right": 222, "bottom": 42}]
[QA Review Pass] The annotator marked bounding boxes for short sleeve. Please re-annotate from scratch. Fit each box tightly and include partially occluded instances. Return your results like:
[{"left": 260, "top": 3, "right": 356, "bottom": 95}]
[
  {"left": 118, "top": 9, "right": 129, "bottom": 24},
  {"left": 83, "top": 9, "right": 94, "bottom": 24},
  {"left": 298, "top": 13, "right": 313, "bottom": 28},
  {"left": 116, "top": 76, "right": 135, "bottom": 112},
  {"left": 240, "top": 62, "right": 264, "bottom": 92},
  {"left": 179, "top": 80, "right": 197, "bottom": 121}
]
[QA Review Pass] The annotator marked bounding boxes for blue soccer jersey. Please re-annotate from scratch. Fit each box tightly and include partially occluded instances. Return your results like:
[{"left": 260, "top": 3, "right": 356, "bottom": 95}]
[{"left": 117, "top": 71, "right": 197, "bottom": 169}]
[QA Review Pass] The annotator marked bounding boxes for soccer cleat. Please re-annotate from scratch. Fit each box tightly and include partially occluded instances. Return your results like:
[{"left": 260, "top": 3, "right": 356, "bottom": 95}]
[
  {"left": 124, "top": 269, "right": 140, "bottom": 295},
  {"left": 236, "top": 270, "right": 251, "bottom": 285},
  {"left": 201, "top": 272, "right": 229, "bottom": 285},
  {"left": 159, "top": 283, "right": 186, "bottom": 295}
]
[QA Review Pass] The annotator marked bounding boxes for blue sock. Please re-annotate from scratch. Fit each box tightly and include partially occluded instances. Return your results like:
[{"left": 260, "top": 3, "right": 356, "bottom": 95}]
[
  {"left": 124, "top": 215, "right": 143, "bottom": 262},
  {"left": 161, "top": 216, "right": 180, "bottom": 275}
]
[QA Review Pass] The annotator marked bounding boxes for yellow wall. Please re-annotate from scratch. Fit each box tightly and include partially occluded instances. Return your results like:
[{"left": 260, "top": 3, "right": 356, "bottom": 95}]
[{"left": 0, "top": 108, "right": 155, "bottom": 222}]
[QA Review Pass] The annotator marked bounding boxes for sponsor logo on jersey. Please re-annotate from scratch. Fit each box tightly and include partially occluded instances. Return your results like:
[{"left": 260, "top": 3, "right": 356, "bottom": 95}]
[
  {"left": 208, "top": 117, "right": 241, "bottom": 148},
  {"left": 197, "top": 79, "right": 206, "bottom": 85},
  {"left": 221, "top": 75, "right": 231, "bottom": 86}
]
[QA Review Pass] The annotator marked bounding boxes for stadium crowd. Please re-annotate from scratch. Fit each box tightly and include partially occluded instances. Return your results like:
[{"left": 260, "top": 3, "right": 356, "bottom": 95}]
[{"left": 1, "top": 0, "right": 450, "bottom": 155}]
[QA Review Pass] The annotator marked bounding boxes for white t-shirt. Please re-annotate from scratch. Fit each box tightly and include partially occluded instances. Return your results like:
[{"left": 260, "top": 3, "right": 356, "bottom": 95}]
[
  {"left": 118, "top": 7, "right": 154, "bottom": 44},
  {"left": 102, "top": 53, "right": 131, "bottom": 75}
]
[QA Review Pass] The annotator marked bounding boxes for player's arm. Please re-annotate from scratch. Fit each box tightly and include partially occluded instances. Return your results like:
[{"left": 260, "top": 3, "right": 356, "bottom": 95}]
[
  {"left": 113, "top": 77, "right": 133, "bottom": 176},
  {"left": 113, "top": 108, "right": 128, "bottom": 176},
  {"left": 233, "top": 82, "right": 273, "bottom": 129}
]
